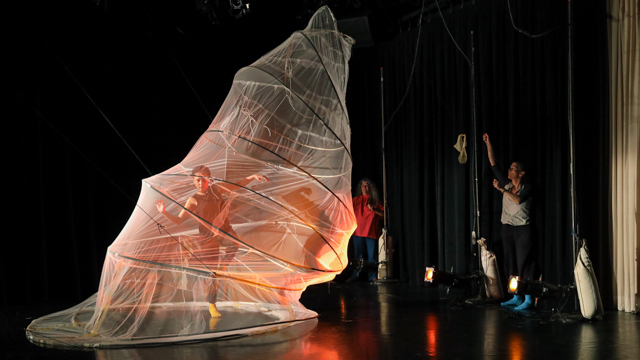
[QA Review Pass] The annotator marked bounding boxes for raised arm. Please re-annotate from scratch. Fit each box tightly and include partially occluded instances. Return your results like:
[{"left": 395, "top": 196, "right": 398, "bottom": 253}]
[
  {"left": 217, "top": 174, "right": 269, "bottom": 193},
  {"left": 483, "top": 133, "right": 497, "bottom": 167},
  {"left": 496, "top": 181, "right": 532, "bottom": 205}
]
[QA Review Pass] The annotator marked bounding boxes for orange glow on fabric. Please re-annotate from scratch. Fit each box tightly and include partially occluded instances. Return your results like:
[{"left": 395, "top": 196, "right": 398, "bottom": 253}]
[{"left": 25, "top": 6, "right": 357, "bottom": 348}]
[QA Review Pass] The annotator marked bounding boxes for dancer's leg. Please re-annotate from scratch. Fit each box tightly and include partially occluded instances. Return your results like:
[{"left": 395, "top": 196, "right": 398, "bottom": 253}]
[
  {"left": 348, "top": 236, "right": 366, "bottom": 281},
  {"left": 366, "top": 237, "right": 377, "bottom": 281},
  {"left": 501, "top": 225, "right": 518, "bottom": 279},
  {"left": 514, "top": 225, "right": 535, "bottom": 281}
]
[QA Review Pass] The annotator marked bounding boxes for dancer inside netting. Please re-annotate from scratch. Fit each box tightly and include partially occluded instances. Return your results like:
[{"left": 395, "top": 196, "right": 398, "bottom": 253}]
[{"left": 155, "top": 165, "right": 268, "bottom": 317}]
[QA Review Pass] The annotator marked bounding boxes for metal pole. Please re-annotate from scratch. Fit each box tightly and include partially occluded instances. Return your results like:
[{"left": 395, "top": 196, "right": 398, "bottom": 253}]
[
  {"left": 471, "top": 31, "right": 480, "bottom": 242},
  {"left": 381, "top": 67, "right": 388, "bottom": 233},
  {"left": 379, "top": 66, "right": 391, "bottom": 280},
  {"left": 470, "top": 31, "right": 485, "bottom": 299},
  {"left": 567, "top": 0, "right": 579, "bottom": 310}
]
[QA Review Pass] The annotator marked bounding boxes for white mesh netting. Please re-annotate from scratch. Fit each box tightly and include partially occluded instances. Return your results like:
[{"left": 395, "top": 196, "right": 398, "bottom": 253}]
[{"left": 26, "top": 6, "right": 356, "bottom": 348}]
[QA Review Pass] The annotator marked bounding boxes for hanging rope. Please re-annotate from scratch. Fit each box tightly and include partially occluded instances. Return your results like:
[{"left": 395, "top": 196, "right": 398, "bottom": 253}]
[
  {"left": 3, "top": 75, "right": 225, "bottom": 277},
  {"left": 507, "top": 0, "right": 564, "bottom": 38},
  {"left": 136, "top": 0, "right": 213, "bottom": 122},
  {"left": 435, "top": 0, "right": 472, "bottom": 67},
  {"left": 11, "top": 0, "right": 153, "bottom": 176},
  {"left": 5, "top": 2, "right": 229, "bottom": 276},
  {"left": 2, "top": 77, "right": 140, "bottom": 205},
  {"left": 384, "top": 0, "right": 426, "bottom": 132}
]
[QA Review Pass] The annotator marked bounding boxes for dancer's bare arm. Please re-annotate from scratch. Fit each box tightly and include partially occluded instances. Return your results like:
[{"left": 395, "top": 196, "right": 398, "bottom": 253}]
[
  {"left": 155, "top": 197, "right": 197, "bottom": 225},
  {"left": 483, "top": 133, "right": 497, "bottom": 167}
]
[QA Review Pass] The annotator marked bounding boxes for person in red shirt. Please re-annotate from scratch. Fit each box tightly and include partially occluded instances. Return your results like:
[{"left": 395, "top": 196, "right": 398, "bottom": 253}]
[{"left": 347, "top": 178, "right": 384, "bottom": 282}]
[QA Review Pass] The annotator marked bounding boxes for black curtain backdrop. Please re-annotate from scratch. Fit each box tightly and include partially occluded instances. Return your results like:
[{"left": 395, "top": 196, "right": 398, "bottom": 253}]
[
  {"left": 3, "top": 0, "right": 611, "bottom": 310},
  {"left": 380, "top": 0, "right": 570, "bottom": 289},
  {"left": 346, "top": 0, "right": 611, "bottom": 307}
]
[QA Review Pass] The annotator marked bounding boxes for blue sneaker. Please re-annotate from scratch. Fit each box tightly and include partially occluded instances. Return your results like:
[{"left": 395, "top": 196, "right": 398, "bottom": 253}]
[
  {"left": 501, "top": 295, "right": 524, "bottom": 307},
  {"left": 514, "top": 295, "right": 534, "bottom": 311}
]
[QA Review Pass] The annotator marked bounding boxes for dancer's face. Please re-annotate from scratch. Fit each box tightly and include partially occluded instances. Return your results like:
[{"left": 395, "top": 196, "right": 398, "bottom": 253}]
[
  {"left": 361, "top": 181, "right": 371, "bottom": 196},
  {"left": 193, "top": 172, "right": 210, "bottom": 193},
  {"left": 507, "top": 163, "right": 523, "bottom": 180}
]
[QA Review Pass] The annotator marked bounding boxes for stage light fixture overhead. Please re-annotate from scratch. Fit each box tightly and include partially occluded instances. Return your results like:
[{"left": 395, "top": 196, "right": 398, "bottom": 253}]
[
  {"left": 229, "top": 0, "right": 251, "bottom": 19},
  {"left": 196, "top": 0, "right": 253, "bottom": 25}
]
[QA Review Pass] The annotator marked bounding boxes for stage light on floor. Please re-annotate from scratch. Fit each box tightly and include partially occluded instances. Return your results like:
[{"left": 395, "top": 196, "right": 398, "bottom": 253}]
[
  {"left": 507, "top": 275, "right": 573, "bottom": 299},
  {"left": 424, "top": 267, "right": 460, "bottom": 286},
  {"left": 508, "top": 276, "right": 520, "bottom": 293},
  {"left": 425, "top": 267, "right": 435, "bottom": 282},
  {"left": 424, "top": 267, "right": 483, "bottom": 288}
]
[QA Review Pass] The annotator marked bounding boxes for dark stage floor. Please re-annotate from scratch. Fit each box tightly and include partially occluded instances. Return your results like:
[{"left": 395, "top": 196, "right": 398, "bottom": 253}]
[{"left": 3, "top": 282, "right": 639, "bottom": 360}]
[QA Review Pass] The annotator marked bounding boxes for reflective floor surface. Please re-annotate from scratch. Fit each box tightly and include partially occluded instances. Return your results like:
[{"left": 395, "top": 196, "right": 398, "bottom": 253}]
[{"left": 3, "top": 282, "right": 639, "bottom": 360}]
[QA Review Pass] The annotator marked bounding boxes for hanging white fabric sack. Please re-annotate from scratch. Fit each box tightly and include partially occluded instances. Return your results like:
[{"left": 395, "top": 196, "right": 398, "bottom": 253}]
[
  {"left": 574, "top": 240, "right": 604, "bottom": 319},
  {"left": 478, "top": 238, "right": 503, "bottom": 299}
]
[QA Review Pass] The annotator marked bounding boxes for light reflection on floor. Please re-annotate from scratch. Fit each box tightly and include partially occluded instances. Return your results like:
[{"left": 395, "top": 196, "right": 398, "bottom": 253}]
[{"left": 9, "top": 282, "right": 640, "bottom": 360}]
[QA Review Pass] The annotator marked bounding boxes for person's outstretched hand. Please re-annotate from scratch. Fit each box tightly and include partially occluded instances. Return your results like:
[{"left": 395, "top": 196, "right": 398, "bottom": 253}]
[
  {"left": 483, "top": 133, "right": 491, "bottom": 145},
  {"left": 155, "top": 199, "right": 166, "bottom": 213},
  {"left": 250, "top": 174, "right": 269, "bottom": 183}
]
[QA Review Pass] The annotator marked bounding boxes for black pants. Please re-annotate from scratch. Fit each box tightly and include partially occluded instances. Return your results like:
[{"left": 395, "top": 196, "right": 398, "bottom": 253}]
[{"left": 501, "top": 224, "right": 535, "bottom": 281}]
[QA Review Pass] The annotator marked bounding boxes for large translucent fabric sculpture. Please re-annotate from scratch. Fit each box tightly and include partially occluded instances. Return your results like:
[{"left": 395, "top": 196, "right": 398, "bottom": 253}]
[{"left": 26, "top": 6, "right": 356, "bottom": 348}]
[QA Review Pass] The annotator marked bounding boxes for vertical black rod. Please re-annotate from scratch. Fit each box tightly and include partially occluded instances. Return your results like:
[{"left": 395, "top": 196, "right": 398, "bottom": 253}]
[
  {"left": 567, "top": 0, "right": 579, "bottom": 310},
  {"left": 380, "top": 66, "right": 391, "bottom": 279},
  {"left": 470, "top": 31, "right": 482, "bottom": 278},
  {"left": 381, "top": 67, "right": 388, "bottom": 231}
]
